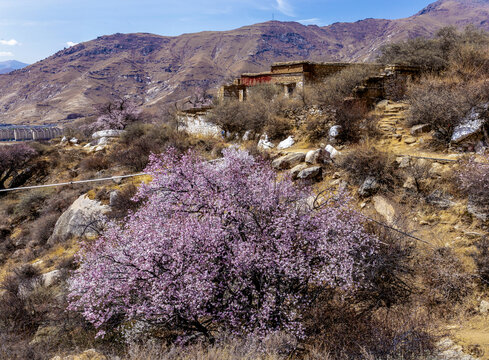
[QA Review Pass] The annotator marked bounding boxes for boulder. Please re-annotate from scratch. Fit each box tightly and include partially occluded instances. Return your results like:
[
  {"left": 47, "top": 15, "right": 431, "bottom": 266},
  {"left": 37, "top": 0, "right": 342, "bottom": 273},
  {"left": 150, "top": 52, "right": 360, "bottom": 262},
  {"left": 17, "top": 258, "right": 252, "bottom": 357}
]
[
  {"left": 396, "top": 156, "right": 411, "bottom": 168},
  {"left": 69, "top": 137, "right": 78, "bottom": 144},
  {"left": 410, "top": 124, "right": 431, "bottom": 136},
  {"left": 277, "top": 136, "right": 295, "bottom": 150},
  {"left": 297, "top": 166, "right": 322, "bottom": 181},
  {"left": 329, "top": 125, "right": 341, "bottom": 139},
  {"left": 451, "top": 105, "right": 488, "bottom": 144},
  {"left": 373, "top": 195, "right": 396, "bottom": 224},
  {"left": 480, "top": 300, "right": 489, "bottom": 314},
  {"left": 272, "top": 152, "right": 306, "bottom": 170},
  {"left": 60, "top": 136, "right": 68, "bottom": 143},
  {"left": 97, "top": 137, "right": 108, "bottom": 146},
  {"left": 305, "top": 148, "right": 329, "bottom": 164},
  {"left": 92, "top": 129, "right": 125, "bottom": 140},
  {"left": 404, "top": 137, "right": 417, "bottom": 145},
  {"left": 109, "top": 190, "right": 120, "bottom": 207},
  {"left": 403, "top": 176, "right": 417, "bottom": 191},
  {"left": 290, "top": 164, "right": 308, "bottom": 179},
  {"left": 325, "top": 145, "right": 340, "bottom": 159},
  {"left": 358, "top": 176, "right": 379, "bottom": 197},
  {"left": 242, "top": 130, "right": 252, "bottom": 141},
  {"left": 47, "top": 194, "right": 110, "bottom": 245},
  {"left": 257, "top": 134, "right": 274, "bottom": 150},
  {"left": 41, "top": 270, "right": 62, "bottom": 287}
]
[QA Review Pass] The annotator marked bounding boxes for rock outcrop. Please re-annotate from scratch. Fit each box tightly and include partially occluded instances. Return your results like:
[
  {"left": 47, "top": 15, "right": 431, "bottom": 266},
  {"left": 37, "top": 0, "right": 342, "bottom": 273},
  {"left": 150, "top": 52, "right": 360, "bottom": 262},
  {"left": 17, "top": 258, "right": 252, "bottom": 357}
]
[{"left": 47, "top": 194, "right": 110, "bottom": 245}]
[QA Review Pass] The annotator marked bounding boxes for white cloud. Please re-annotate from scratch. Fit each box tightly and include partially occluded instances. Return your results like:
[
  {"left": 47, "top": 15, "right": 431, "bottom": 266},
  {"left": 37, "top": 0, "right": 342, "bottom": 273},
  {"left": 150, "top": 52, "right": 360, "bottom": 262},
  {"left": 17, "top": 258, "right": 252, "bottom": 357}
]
[
  {"left": 298, "top": 18, "right": 320, "bottom": 25},
  {"left": 0, "top": 51, "right": 14, "bottom": 57},
  {"left": 66, "top": 41, "right": 78, "bottom": 47},
  {"left": 0, "top": 39, "right": 18, "bottom": 46},
  {"left": 276, "top": 0, "right": 295, "bottom": 17}
]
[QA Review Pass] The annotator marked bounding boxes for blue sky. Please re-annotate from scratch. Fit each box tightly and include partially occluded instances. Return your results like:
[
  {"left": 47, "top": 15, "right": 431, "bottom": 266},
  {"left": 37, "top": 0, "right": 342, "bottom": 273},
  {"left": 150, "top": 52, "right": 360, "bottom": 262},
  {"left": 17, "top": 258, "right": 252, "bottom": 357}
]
[{"left": 0, "top": 0, "right": 434, "bottom": 64}]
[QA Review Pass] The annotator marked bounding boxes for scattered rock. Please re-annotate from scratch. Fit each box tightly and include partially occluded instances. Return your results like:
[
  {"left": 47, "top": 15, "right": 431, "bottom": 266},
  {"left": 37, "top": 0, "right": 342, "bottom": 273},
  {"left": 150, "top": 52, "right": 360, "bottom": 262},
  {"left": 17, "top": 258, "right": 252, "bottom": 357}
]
[
  {"left": 325, "top": 144, "right": 340, "bottom": 159},
  {"left": 403, "top": 176, "right": 417, "bottom": 191},
  {"left": 451, "top": 105, "right": 488, "bottom": 144},
  {"left": 242, "top": 130, "right": 252, "bottom": 141},
  {"left": 47, "top": 194, "right": 110, "bottom": 245},
  {"left": 31, "top": 326, "right": 62, "bottom": 346},
  {"left": 426, "top": 190, "right": 455, "bottom": 209},
  {"left": 109, "top": 190, "right": 120, "bottom": 207},
  {"left": 70, "top": 137, "right": 78, "bottom": 144},
  {"left": 373, "top": 195, "right": 395, "bottom": 224},
  {"left": 277, "top": 136, "right": 295, "bottom": 150},
  {"left": 396, "top": 156, "right": 411, "bottom": 168},
  {"left": 257, "top": 134, "right": 274, "bottom": 150},
  {"left": 404, "top": 137, "right": 417, "bottom": 145},
  {"left": 410, "top": 124, "right": 431, "bottom": 136},
  {"left": 97, "top": 137, "right": 108, "bottom": 146},
  {"left": 60, "top": 136, "right": 68, "bottom": 143},
  {"left": 92, "top": 129, "right": 125, "bottom": 140},
  {"left": 467, "top": 198, "right": 489, "bottom": 222},
  {"left": 297, "top": 166, "right": 322, "bottom": 181},
  {"left": 94, "top": 145, "right": 105, "bottom": 152},
  {"left": 290, "top": 164, "right": 308, "bottom": 179},
  {"left": 358, "top": 177, "right": 380, "bottom": 197},
  {"left": 305, "top": 148, "right": 329, "bottom": 164},
  {"left": 329, "top": 125, "right": 341, "bottom": 139},
  {"left": 41, "top": 270, "right": 62, "bottom": 287},
  {"left": 429, "top": 163, "right": 449, "bottom": 178},
  {"left": 480, "top": 300, "right": 489, "bottom": 314},
  {"left": 272, "top": 152, "right": 307, "bottom": 170}
]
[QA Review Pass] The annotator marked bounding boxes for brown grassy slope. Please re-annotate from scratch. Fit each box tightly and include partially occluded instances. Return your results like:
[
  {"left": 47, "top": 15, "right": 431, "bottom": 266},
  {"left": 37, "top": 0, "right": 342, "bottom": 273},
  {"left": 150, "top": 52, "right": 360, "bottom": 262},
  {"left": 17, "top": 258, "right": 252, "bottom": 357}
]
[{"left": 0, "top": 0, "right": 488, "bottom": 125}]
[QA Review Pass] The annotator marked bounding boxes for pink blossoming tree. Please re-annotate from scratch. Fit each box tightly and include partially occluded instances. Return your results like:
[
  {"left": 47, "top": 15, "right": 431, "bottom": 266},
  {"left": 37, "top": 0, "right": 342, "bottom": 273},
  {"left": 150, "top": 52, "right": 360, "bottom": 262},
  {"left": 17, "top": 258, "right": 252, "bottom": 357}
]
[
  {"left": 90, "top": 99, "right": 141, "bottom": 131},
  {"left": 68, "top": 149, "right": 377, "bottom": 340}
]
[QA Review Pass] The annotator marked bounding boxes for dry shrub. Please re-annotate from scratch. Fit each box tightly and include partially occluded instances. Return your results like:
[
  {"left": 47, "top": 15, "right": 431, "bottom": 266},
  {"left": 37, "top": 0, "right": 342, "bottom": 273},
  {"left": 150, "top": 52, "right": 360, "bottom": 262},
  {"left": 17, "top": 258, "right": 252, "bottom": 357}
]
[
  {"left": 471, "top": 237, "right": 489, "bottom": 286},
  {"left": 126, "top": 333, "right": 299, "bottom": 360},
  {"left": 334, "top": 101, "right": 369, "bottom": 143},
  {"left": 307, "top": 66, "right": 379, "bottom": 107},
  {"left": 79, "top": 154, "right": 111, "bottom": 172},
  {"left": 14, "top": 191, "right": 47, "bottom": 220},
  {"left": 302, "top": 115, "right": 330, "bottom": 141},
  {"left": 419, "top": 247, "right": 473, "bottom": 311},
  {"left": 338, "top": 145, "right": 398, "bottom": 188},
  {"left": 304, "top": 294, "right": 435, "bottom": 360},
  {"left": 406, "top": 78, "right": 475, "bottom": 144},
  {"left": 112, "top": 122, "right": 194, "bottom": 171},
  {"left": 28, "top": 212, "right": 59, "bottom": 247},
  {"left": 109, "top": 185, "right": 140, "bottom": 220},
  {"left": 263, "top": 116, "right": 294, "bottom": 140}
]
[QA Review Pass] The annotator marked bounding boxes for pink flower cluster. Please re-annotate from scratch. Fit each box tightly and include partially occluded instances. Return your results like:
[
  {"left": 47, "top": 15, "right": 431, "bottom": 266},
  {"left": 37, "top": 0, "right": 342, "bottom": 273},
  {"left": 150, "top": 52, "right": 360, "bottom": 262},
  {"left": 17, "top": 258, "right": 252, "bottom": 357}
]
[{"left": 68, "top": 148, "right": 377, "bottom": 339}]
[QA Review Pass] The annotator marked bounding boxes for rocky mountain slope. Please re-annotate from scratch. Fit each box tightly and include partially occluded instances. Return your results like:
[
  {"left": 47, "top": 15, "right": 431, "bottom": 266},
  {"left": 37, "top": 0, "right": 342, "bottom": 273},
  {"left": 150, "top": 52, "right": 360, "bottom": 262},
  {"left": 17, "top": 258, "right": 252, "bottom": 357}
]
[{"left": 0, "top": 0, "right": 488, "bottom": 125}]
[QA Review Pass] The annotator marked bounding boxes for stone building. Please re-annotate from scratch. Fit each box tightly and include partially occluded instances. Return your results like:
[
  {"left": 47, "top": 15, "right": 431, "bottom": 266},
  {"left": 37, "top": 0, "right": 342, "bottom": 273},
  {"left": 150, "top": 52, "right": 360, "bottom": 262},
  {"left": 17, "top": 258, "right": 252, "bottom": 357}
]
[{"left": 218, "top": 61, "right": 420, "bottom": 104}]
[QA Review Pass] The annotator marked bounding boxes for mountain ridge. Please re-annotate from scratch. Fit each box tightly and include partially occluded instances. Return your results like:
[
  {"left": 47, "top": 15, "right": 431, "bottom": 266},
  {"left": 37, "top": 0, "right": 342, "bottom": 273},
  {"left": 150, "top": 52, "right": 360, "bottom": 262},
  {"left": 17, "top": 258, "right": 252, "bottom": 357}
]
[{"left": 0, "top": 0, "right": 488, "bottom": 125}]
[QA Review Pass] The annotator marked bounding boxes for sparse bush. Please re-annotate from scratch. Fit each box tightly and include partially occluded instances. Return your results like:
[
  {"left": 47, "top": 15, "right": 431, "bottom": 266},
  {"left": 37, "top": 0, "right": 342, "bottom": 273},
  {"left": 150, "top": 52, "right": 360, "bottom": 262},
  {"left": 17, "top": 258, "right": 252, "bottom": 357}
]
[
  {"left": 263, "top": 116, "right": 293, "bottom": 140},
  {"left": 303, "top": 115, "right": 331, "bottom": 141},
  {"left": 79, "top": 154, "right": 111, "bottom": 172},
  {"left": 112, "top": 122, "right": 194, "bottom": 171},
  {"left": 459, "top": 154, "right": 489, "bottom": 208},
  {"left": 339, "top": 145, "right": 398, "bottom": 188},
  {"left": 334, "top": 101, "right": 370, "bottom": 143},
  {"left": 0, "top": 143, "right": 37, "bottom": 190},
  {"left": 14, "top": 191, "right": 47, "bottom": 220},
  {"left": 308, "top": 66, "right": 379, "bottom": 107},
  {"left": 420, "top": 247, "right": 472, "bottom": 310},
  {"left": 108, "top": 185, "right": 140, "bottom": 220},
  {"left": 407, "top": 78, "right": 474, "bottom": 144},
  {"left": 378, "top": 26, "right": 489, "bottom": 73},
  {"left": 28, "top": 212, "right": 59, "bottom": 247},
  {"left": 471, "top": 236, "right": 489, "bottom": 286}
]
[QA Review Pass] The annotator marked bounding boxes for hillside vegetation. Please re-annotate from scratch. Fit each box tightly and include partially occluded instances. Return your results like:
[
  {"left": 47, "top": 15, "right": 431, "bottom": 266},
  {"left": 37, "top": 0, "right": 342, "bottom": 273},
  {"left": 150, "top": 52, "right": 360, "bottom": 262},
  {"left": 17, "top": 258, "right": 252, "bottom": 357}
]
[{"left": 1, "top": 26, "right": 489, "bottom": 360}]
